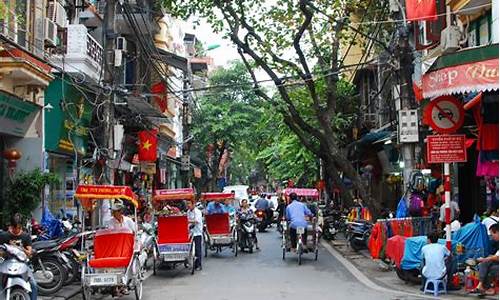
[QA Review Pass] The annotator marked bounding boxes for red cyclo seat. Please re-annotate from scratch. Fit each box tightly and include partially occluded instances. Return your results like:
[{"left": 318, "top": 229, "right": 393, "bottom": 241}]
[
  {"left": 157, "top": 215, "right": 190, "bottom": 244},
  {"left": 89, "top": 228, "right": 135, "bottom": 269},
  {"left": 205, "top": 213, "right": 230, "bottom": 235}
]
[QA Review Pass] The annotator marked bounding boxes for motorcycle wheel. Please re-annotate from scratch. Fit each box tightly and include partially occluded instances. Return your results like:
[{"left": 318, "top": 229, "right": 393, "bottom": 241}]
[
  {"left": 152, "top": 246, "right": 157, "bottom": 276},
  {"left": 34, "top": 257, "right": 65, "bottom": 296},
  {"left": 248, "top": 238, "right": 254, "bottom": 253},
  {"left": 282, "top": 247, "right": 286, "bottom": 260},
  {"left": 63, "top": 255, "right": 80, "bottom": 285},
  {"left": 349, "top": 238, "right": 364, "bottom": 252},
  {"left": 395, "top": 267, "right": 421, "bottom": 284},
  {"left": 10, "top": 287, "right": 30, "bottom": 300}
]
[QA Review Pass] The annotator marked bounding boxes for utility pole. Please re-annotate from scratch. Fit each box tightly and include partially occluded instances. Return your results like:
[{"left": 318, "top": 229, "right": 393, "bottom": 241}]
[
  {"left": 181, "top": 58, "right": 192, "bottom": 187},
  {"left": 393, "top": 0, "right": 416, "bottom": 187},
  {"left": 95, "top": 0, "right": 116, "bottom": 224}
]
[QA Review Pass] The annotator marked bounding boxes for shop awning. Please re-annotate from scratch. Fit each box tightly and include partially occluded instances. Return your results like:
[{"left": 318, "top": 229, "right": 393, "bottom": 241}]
[
  {"left": 422, "top": 44, "right": 499, "bottom": 98},
  {"left": 153, "top": 188, "right": 195, "bottom": 202},
  {"left": 282, "top": 188, "right": 319, "bottom": 198},
  {"left": 155, "top": 48, "right": 188, "bottom": 72}
]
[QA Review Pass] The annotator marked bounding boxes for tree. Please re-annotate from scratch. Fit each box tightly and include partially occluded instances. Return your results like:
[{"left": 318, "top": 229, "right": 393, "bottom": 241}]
[
  {"left": 166, "top": 0, "right": 388, "bottom": 210},
  {"left": 191, "top": 61, "right": 264, "bottom": 191}
]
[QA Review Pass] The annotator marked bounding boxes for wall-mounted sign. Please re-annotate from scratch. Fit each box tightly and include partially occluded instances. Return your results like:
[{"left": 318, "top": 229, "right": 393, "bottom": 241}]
[
  {"left": 423, "top": 95, "right": 464, "bottom": 134},
  {"left": 427, "top": 134, "right": 467, "bottom": 163},
  {"left": 0, "top": 92, "right": 39, "bottom": 137}
]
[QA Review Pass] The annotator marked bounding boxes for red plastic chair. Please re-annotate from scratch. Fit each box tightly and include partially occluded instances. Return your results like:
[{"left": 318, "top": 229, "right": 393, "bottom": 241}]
[
  {"left": 157, "top": 215, "right": 190, "bottom": 244},
  {"left": 205, "top": 213, "right": 230, "bottom": 235},
  {"left": 89, "top": 228, "right": 135, "bottom": 269}
]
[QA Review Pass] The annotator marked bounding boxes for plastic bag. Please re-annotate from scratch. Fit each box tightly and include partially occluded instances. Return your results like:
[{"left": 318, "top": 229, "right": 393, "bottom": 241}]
[{"left": 396, "top": 197, "right": 408, "bottom": 218}]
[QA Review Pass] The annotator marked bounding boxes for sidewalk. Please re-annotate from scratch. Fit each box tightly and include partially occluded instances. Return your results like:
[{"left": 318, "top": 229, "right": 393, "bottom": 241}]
[{"left": 327, "top": 237, "right": 496, "bottom": 300}]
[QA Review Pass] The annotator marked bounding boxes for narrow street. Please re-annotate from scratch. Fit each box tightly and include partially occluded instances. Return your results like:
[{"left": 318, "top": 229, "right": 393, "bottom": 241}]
[{"left": 70, "top": 229, "right": 428, "bottom": 300}]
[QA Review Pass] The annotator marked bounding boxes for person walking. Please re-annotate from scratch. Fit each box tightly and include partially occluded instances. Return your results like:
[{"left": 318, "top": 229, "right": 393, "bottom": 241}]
[{"left": 187, "top": 201, "right": 203, "bottom": 271}]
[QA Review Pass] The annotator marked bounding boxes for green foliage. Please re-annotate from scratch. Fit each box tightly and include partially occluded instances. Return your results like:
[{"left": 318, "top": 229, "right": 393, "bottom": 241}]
[{"left": 3, "top": 169, "right": 59, "bottom": 223}]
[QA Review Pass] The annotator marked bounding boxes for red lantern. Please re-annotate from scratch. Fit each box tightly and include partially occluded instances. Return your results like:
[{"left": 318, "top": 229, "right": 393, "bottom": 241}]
[{"left": 3, "top": 149, "right": 22, "bottom": 161}]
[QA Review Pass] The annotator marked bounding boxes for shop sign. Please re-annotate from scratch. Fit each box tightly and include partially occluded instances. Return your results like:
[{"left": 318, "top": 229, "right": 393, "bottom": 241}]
[
  {"left": 140, "top": 162, "right": 157, "bottom": 175},
  {"left": 422, "top": 58, "right": 499, "bottom": 99},
  {"left": 427, "top": 134, "right": 467, "bottom": 163},
  {"left": 0, "top": 92, "right": 39, "bottom": 137}
]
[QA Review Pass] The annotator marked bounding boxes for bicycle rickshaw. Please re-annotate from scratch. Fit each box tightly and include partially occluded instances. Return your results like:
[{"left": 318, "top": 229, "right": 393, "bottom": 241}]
[
  {"left": 281, "top": 188, "right": 320, "bottom": 265},
  {"left": 201, "top": 192, "right": 238, "bottom": 257},
  {"left": 151, "top": 188, "right": 197, "bottom": 275},
  {"left": 74, "top": 185, "right": 144, "bottom": 300}
]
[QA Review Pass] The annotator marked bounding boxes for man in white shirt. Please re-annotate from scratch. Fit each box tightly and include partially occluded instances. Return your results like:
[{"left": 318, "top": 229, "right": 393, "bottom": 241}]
[
  {"left": 187, "top": 201, "right": 203, "bottom": 271},
  {"left": 107, "top": 199, "right": 137, "bottom": 233},
  {"left": 420, "top": 231, "right": 451, "bottom": 291},
  {"left": 482, "top": 210, "right": 499, "bottom": 234}
]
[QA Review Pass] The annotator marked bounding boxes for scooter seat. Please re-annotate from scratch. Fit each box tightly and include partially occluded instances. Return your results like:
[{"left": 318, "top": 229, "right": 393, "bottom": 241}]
[
  {"left": 32, "top": 240, "right": 59, "bottom": 250},
  {"left": 89, "top": 257, "right": 131, "bottom": 269}
]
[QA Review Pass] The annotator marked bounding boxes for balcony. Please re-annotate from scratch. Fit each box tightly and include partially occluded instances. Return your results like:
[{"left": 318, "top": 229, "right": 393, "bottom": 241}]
[{"left": 49, "top": 25, "right": 102, "bottom": 81}]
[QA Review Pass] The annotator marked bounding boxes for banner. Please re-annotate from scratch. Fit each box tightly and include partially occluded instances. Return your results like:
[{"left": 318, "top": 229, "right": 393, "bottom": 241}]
[
  {"left": 405, "top": 0, "right": 437, "bottom": 21},
  {"left": 138, "top": 130, "right": 158, "bottom": 162},
  {"left": 422, "top": 58, "right": 499, "bottom": 99},
  {"left": 74, "top": 185, "right": 138, "bottom": 207}
]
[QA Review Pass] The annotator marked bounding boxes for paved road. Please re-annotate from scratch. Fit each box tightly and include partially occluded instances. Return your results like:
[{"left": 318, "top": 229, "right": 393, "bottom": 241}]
[{"left": 72, "top": 229, "right": 428, "bottom": 300}]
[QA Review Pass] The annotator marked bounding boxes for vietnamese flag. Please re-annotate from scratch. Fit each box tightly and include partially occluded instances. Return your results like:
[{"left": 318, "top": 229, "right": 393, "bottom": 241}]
[
  {"left": 405, "top": 0, "right": 437, "bottom": 21},
  {"left": 138, "top": 130, "right": 158, "bottom": 162}
]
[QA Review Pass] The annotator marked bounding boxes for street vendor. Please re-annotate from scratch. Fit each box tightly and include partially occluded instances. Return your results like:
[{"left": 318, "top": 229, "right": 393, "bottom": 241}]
[
  {"left": 107, "top": 199, "right": 137, "bottom": 233},
  {"left": 420, "top": 231, "right": 456, "bottom": 291}
]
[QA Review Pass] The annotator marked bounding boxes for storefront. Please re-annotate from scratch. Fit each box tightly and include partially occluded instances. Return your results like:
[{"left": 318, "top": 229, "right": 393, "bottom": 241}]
[
  {"left": 421, "top": 43, "right": 499, "bottom": 221},
  {"left": 44, "top": 76, "right": 92, "bottom": 216}
]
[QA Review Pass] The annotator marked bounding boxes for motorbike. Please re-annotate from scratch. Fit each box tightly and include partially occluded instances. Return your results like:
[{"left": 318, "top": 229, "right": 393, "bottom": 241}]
[
  {"left": 31, "top": 240, "right": 67, "bottom": 295},
  {"left": 139, "top": 223, "right": 155, "bottom": 270},
  {"left": 238, "top": 215, "right": 256, "bottom": 253},
  {"left": 345, "top": 221, "right": 373, "bottom": 251},
  {"left": 321, "top": 209, "right": 346, "bottom": 241},
  {"left": 255, "top": 210, "right": 267, "bottom": 232},
  {"left": 0, "top": 244, "right": 33, "bottom": 300}
]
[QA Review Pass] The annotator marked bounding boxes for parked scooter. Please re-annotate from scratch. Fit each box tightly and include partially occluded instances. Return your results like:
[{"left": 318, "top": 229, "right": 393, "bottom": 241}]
[
  {"left": 345, "top": 221, "right": 373, "bottom": 251},
  {"left": 322, "top": 208, "right": 347, "bottom": 241},
  {"left": 0, "top": 244, "right": 33, "bottom": 300},
  {"left": 238, "top": 214, "right": 256, "bottom": 253},
  {"left": 31, "top": 240, "right": 66, "bottom": 295}
]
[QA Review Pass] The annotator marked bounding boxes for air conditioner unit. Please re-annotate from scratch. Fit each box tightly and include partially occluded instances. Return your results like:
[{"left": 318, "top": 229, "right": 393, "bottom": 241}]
[
  {"left": 45, "top": 18, "right": 58, "bottom": 46},
  {"left": 115, "top": 36, "right": 127, "bottom": 52},
  {"left": 440, "top": 25, "right": 461, "bottom": 54},
  {"left": 47, "top": 1, "right": 66, "bottom": 27}
]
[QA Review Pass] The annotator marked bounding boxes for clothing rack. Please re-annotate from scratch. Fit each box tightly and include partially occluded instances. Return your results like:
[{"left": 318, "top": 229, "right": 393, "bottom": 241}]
[{"left": 376, "top": 216, "right": 431, "bottom": 222}]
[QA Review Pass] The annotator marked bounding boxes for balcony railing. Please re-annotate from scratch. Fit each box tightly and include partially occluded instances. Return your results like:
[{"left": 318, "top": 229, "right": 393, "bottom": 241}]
[{"left": 86, "top": 33, "right": 102, "bottom": 66}]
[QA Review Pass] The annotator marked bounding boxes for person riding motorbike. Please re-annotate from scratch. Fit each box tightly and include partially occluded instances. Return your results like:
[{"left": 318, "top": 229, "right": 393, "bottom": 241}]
[
  {"left": 255, "top": 194, "right": 270, "bottom": 230},
  {"left": 237, "top": 199, "right": 259, "bottom": 250},
  {"left": 285, "top": 193, "right": 313, "bottom": 252},
  {"left": 0, "top": 213, "right": 38, "bottom": 300}
]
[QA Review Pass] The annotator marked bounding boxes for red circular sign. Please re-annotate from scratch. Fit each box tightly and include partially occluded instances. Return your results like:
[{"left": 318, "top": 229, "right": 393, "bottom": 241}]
[{"left": 423, "top": 95, "right": 464, "bottom": 134}]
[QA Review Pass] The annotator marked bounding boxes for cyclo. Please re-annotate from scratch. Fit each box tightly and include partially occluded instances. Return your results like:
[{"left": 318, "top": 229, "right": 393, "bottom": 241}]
[
  {"left": 151, "top": 188, "right": 197, "bottom": 275},
  {"left": 281, "top": 188, "right": 320, "bottom": 265},
  {"left": 74, "top": 185, "right": 144, "bottom": 300},
  {"left": 201, "top": 192, "right": 238, "bottom": 257}
]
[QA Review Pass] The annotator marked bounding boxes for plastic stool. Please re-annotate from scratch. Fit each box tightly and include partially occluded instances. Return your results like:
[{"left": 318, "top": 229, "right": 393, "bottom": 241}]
[{"left": 423, "top": 278, "right": 447, "bottom": 297}]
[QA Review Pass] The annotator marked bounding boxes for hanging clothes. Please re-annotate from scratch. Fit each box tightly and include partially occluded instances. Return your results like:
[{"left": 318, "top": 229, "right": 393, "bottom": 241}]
[{"left": 368, "top": 222, "right": 384, "bottom": 259}]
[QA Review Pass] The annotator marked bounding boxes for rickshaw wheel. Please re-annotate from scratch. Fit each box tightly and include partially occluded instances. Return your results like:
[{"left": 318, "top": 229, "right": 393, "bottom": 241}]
[
  {"left": 234, "top": 240, "right": 238, "bottom": 257},
  {"left": 191, "top": 256, "right": 196, "bottom": 275},
  {"left": 204, "top": 242, "right": 208, "bottom": 258},
  {"left": 297, "top": 243, "right": 303, "bottom": 266},
  {"left": 314, "top": 248, "right": 319, "bottom": 261},
  {"left": 134, "top": 258, "right": 144, "bottom": 300},
  {"left": 152, "top": 246, "right": 158, "bottom": 275},
  {"left": 282, "top": 248, "right": 286, "bottom": 260},
  {"left": 81, "top": 286, "right": 92, "bottom": 300}
]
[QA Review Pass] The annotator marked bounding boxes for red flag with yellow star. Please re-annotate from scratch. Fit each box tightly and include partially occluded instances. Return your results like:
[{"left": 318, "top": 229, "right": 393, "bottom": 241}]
[
  {"left": 138, "top": 130, "right": 158, "bottom": 162},
  {"left": 405, "top": 0, "right": 437, "bottom": 21}
]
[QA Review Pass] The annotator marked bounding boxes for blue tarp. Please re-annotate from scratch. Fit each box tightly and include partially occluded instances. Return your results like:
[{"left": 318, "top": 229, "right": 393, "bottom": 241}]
[
  {"left": 400, "top": 236, "right": 428, "bottom": 270},
  {"left": 41, "top": 207, "right": 63, "bottom": 240},
  {"left": 452, "top": 219, "right": 491, "bottom": 259}
]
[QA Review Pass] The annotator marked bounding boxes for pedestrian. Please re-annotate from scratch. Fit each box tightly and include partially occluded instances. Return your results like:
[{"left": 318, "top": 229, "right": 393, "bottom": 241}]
[
  {"left": 482, "top": 209, "right": 499, "bottom": 234},
  {"left": 187, "top": 200, "right": 203, "bottom": 271},
  {"left": 420, "top": 231, "right": 455, "bottom": 291},
  {"left": 285, "top": 193, "right": 313, "bottom": 252},
  {"left": 472, "top": 223, "right": 499, "bottom": 296},
  {"left": 439, "top": 198, "right": 460, "bottom": 225}
]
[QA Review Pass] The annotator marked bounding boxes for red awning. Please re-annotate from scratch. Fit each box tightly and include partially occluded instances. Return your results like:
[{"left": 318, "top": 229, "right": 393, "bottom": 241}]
[
  {"left": 153, "top": 188, "right": 195, "bottom": 202},
  {"left": 200, "top": 192, "right": 234, "bottom": 202},
  {"left": 74, "top": 185, "right": 139, "bottom": 207},
  {"left": 282, "top": 188, "right": 319, "bottom": 198},
  {"left": 422, "top": 57, "right": 498, "bottom": 99}
]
